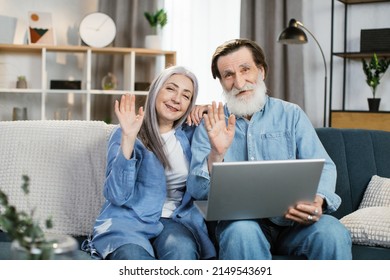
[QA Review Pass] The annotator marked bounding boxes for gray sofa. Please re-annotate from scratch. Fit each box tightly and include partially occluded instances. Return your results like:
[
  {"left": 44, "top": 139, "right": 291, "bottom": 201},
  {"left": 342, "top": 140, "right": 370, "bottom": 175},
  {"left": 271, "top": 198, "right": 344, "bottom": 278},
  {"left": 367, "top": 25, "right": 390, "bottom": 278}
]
[{"left": 1, "top": 121, "right": 389, "bottom": 259}]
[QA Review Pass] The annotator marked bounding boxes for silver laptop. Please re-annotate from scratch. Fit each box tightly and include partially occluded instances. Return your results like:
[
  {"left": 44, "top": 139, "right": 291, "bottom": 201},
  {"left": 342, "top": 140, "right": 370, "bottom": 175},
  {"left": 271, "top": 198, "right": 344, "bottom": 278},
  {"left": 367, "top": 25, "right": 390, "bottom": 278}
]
[{"left": 194, "top": 159, "right": 325, "bottom": 221}]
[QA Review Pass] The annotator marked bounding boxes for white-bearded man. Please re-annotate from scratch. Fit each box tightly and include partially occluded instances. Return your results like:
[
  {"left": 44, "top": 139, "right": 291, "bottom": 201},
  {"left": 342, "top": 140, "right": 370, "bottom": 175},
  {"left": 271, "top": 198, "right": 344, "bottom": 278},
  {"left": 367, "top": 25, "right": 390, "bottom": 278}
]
[{"left": 187, "top": 39, "right": 352, "bottom": 260}]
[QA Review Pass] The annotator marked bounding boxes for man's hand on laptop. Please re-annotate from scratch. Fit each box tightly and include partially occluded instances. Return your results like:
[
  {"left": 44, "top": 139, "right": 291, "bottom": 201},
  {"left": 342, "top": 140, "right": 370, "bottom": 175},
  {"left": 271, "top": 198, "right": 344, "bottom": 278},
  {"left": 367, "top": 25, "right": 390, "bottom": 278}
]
[{"left": 285, "top": 195, "right": 324, "bottom": 225}]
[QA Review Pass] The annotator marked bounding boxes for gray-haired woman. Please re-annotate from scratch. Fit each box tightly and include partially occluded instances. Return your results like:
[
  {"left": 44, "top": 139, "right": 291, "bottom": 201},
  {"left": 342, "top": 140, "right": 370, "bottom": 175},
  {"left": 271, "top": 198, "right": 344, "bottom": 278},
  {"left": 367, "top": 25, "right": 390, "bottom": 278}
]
[{"left": 83, "top": 66, "right": 216, "bottom": 260}]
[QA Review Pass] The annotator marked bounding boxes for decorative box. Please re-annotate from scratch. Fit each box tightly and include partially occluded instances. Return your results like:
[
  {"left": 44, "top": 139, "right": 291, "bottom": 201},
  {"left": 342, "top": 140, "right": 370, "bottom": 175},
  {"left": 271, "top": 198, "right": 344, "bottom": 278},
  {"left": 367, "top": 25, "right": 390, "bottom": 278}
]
[{"left": 360, "top": 28, "right": 390, "bottom": 53}]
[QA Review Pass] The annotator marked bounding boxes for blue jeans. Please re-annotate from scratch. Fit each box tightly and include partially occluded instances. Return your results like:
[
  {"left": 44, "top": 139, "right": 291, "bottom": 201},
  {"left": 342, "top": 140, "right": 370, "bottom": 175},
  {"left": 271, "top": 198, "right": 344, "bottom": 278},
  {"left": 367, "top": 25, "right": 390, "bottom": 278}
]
[
  {"left": 107, "top": 218, "right": 200, "bottom": 260},
  {"left": 216, "top": 215, "right": 352, "bottom": 260}
]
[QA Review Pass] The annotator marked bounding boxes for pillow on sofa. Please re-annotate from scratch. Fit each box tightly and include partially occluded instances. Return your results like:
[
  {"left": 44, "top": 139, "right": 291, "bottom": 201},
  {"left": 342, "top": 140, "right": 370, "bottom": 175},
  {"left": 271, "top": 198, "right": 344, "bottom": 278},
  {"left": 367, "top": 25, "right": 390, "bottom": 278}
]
[
  {"left": 340, "top": 207, "right": 390, "bottom": 248},
  {"left": 0, "top": 121, "right": 116, "bottom": 237},
  {"left": 359, "top": 175, "right": 390, "bottom": 208}
]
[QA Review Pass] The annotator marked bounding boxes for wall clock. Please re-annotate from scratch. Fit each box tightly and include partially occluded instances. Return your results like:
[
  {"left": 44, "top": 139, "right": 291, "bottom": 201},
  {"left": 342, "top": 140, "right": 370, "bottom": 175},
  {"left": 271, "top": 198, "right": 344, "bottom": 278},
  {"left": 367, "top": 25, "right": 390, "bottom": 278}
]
[{"left": 79, "top": 12, "right": 116, "bottom": 48}]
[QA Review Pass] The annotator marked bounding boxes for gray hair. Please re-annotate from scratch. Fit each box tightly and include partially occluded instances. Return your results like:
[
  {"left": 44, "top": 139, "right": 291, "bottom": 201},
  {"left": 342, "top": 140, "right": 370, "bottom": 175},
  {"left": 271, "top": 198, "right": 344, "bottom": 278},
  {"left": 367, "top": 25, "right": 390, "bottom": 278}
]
[{"left": 138, "top": 65, "right": 199, "bottom": 169}]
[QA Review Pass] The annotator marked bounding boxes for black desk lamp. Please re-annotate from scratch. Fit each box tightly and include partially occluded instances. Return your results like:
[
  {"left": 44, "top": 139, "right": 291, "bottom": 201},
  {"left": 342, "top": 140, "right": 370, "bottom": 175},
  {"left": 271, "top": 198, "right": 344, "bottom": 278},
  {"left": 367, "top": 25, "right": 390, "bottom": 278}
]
[{"left": 278, "top": 18, "right": 327, "bottom": 127}]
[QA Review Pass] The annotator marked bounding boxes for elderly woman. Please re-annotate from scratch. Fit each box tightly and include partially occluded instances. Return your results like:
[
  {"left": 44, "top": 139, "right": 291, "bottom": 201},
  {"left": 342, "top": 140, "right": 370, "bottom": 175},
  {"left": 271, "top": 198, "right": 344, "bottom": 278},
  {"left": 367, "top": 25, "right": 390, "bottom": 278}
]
[{"left": 83, "top": 66, "right": 215, "bottom": 260}]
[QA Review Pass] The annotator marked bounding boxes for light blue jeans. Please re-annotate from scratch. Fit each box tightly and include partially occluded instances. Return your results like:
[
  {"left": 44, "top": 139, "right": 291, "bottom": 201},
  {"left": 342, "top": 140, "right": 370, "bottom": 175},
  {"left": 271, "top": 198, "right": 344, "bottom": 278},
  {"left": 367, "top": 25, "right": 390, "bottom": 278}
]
[
  {"left": 107, "top": 218, "right": 200, "bottom": 260},
  {"left": 216, "top": 215, "right": 352, "bottom": 260}
]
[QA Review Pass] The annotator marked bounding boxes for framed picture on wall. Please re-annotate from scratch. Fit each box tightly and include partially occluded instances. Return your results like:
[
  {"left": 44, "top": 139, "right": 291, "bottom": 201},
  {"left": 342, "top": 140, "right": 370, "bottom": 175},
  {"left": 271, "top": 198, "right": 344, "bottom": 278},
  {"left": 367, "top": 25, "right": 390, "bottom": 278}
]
[{"left": 28, "top": 11, "right": 56, "bottom": 45}]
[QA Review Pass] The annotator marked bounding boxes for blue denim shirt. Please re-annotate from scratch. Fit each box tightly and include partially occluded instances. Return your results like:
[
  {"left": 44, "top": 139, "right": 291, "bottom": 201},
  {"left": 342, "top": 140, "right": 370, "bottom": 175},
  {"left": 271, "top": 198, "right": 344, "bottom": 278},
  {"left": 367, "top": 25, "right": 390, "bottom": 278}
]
[
  {"left": 88, "top": 125, "right": 216, "bottom": 259},
  {"left": 187, "top": 96, "right": 340, "bottom": 226}
]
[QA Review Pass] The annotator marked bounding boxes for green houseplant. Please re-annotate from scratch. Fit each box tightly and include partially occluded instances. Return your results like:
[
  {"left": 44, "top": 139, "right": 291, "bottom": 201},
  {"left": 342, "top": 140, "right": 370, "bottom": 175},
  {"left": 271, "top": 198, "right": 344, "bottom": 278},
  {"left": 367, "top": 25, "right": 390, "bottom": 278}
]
[
  {"left": 0, "top": 175, "right": 54, "bottom": 259},
  {"left": 144, "top": 8, "right": 168, "bottom": 34},
  {"left": 144, "top": 8, "right": 167, "bottom": 49},
  {"left": 362, "top": 53, "right": 390, "bottom": 111}
]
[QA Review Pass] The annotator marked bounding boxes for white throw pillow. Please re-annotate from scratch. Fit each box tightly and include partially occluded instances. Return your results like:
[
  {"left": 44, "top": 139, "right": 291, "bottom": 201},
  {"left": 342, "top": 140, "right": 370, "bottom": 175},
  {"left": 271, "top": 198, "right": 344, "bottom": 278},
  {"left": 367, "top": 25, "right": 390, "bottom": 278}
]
[
  {"left": 359, "top": 175, "right": 390, "bottom": 209},
  {"left": 340, "top": 207, "right": 390, "bottom": 248},
  {"left": 0, "top": 121, "right": 116, "bottom": 236}
]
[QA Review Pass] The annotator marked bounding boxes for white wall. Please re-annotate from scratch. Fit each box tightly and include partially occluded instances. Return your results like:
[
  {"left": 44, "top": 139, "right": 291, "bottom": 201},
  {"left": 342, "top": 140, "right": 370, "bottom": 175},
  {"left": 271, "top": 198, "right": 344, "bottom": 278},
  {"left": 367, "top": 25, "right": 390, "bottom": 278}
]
[
  {"left": 0, "top": 0, "right": 98, "bottom": 46},
  {"left": 301, "top": 0, "right": 331, "bottom": 127}
]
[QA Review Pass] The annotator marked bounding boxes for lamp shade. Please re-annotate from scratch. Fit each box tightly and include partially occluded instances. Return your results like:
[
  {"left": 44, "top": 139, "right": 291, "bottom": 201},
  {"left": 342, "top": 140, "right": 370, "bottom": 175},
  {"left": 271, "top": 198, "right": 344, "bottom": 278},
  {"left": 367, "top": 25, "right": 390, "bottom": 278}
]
[{"left": 278, "top": 19, "right": 308, "bottom": 44}]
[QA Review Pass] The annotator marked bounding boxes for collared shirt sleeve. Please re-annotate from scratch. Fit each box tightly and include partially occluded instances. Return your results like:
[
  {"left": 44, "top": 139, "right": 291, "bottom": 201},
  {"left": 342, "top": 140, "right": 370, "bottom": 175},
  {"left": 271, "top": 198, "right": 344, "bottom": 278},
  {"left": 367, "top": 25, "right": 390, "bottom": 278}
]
[
  {"left": 187, "top": 122, "right": 212, "bottom": 200},
  {"left": 293, "top": 106, "right": 341, "bottom": 213},
  {"left": 102, "top": 126, "right": 138, "bottom": 206}
]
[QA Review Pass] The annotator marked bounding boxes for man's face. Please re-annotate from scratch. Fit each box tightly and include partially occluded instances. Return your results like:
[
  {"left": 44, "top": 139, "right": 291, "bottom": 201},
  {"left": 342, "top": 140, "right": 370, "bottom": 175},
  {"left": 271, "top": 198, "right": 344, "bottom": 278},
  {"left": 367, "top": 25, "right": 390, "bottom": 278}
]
[
  {"left": 217, "top": 47, "right": 264, "bottom": 96},
  {"left": 217, "top": 47, "right": 267, "bottom": 117}
]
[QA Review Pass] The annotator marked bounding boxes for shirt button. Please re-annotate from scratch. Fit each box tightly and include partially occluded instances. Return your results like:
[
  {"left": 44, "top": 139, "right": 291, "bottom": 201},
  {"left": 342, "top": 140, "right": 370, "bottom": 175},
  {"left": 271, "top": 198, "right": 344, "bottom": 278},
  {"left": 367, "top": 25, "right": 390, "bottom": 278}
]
[{"left": 250, "top": 157, "right": 255, "bottom": 160}]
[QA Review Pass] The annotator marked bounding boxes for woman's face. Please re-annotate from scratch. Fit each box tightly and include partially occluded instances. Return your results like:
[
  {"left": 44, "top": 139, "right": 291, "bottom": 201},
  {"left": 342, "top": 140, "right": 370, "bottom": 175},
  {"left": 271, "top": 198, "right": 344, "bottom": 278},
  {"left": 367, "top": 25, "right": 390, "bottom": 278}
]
[{"left": 156, "top": 74, "right": 194, "bottom": 131}]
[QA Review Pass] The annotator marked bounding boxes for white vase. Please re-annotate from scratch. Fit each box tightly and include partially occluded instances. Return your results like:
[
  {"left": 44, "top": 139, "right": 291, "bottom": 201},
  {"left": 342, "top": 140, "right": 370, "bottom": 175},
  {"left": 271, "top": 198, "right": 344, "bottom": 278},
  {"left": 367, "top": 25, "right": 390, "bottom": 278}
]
[{"left": 145, "top": 35, "right": 161, "bottom": 50}]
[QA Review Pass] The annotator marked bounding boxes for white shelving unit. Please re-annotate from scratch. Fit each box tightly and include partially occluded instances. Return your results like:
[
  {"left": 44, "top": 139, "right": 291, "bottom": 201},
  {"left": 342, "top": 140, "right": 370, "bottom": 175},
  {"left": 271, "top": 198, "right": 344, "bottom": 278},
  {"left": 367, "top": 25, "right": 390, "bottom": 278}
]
[{"left": 0, "top": 44, "right": 176, "bottom": 121}]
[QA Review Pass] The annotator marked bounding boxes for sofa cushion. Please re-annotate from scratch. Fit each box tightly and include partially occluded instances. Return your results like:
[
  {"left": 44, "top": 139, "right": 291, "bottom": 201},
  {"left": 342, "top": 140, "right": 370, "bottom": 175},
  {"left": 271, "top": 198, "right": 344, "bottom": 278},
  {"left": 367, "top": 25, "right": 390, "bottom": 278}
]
[
  {"left": 359, "top": 175, "right": 390, "bottom": 208},
  {"left": 340, "top": 207, "right": 390, "bottom": 248},
  {"left": 341, "top": 175, "right": 390, "bottom": 249},
  {"left": 0, "top": 120, "right": 116, "bottom": 237}
]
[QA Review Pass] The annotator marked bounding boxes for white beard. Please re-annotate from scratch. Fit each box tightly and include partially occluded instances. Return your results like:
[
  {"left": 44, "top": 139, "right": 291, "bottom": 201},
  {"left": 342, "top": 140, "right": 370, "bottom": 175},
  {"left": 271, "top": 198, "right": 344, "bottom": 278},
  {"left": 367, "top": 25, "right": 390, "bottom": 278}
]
[{"left": 222, "top": 76, "right": 267, "bottom": 117}]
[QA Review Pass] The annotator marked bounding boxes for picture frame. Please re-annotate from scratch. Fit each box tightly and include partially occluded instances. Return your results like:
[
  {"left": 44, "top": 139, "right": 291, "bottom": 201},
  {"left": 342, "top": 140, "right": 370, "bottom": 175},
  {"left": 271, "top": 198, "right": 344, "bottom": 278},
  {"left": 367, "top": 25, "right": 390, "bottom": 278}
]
[{"left": 28, "top": 11, "right": 56, "bottom": 45}]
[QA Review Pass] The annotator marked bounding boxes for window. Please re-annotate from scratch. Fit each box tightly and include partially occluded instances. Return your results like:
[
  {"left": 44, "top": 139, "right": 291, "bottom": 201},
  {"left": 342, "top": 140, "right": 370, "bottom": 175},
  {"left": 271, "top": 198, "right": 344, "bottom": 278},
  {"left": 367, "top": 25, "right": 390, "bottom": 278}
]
[{"left": 163, "top": 0, "right": 241, "bottom": 104}]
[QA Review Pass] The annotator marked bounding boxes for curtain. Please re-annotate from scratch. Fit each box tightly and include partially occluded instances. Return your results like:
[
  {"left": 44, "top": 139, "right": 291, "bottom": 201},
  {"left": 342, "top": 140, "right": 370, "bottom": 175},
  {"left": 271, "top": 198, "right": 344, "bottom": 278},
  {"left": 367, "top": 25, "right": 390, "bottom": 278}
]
[
  {"left": 240, "top": 0, "right": 304, "bottom": 109},
  {"left": 92, "top": 0, "right": 158, "bottom": 122}
]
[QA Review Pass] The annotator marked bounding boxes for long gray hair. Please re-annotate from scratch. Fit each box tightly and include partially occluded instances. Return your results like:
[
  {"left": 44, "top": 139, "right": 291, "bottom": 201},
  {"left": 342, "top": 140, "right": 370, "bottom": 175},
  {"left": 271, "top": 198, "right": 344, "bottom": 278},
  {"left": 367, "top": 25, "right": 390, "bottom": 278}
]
[{"left": 138, "top": 65, "right": 199, "bottom": 169}]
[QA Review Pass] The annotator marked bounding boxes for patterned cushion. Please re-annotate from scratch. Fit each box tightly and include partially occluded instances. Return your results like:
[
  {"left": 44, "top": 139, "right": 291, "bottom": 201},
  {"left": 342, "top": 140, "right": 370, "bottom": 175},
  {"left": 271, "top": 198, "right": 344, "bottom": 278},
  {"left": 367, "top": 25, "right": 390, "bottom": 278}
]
[
  {"left": 340, "top": 207, "right": 390, "bottom": 248},
  {"left": 359, "top": 175, "right": 390, "bottom": 208},
  {"left": 340, "top": 175, "right": 390, "bottom": 248},
  {"left": 0, "top": 120, "right": 116, "bottom": 236}
]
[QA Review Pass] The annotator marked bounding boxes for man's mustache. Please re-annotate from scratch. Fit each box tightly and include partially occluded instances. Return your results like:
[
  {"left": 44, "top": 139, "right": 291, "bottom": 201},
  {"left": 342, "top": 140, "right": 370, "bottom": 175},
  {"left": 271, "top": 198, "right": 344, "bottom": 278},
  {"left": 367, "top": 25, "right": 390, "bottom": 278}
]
[{"left": 228, "top": 83, "right": 256, "bottom": 96}]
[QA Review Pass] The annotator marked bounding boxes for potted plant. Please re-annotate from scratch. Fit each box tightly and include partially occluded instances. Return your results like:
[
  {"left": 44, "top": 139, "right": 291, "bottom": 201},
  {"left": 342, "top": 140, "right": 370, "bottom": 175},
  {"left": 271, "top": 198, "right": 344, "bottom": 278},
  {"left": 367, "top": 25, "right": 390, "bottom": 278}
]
[
  {"left": 0, "top": 175, "right": 54, "bottom": 259},
  {"left": 362, "top": 53, "right": 390, "bottom": 111},
  {"left": 144, "top": 8, "right": 168, "bottom": 49},
  {"left": 16, "top": 76, "right": 27, "bottom": 89}
]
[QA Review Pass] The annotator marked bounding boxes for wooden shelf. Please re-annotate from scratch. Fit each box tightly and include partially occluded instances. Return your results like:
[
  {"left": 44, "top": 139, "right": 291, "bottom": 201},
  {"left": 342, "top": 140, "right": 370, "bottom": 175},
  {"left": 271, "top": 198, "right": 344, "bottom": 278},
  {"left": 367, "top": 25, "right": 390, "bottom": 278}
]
[
  {"left": 338, "top": 0, "right": 390, "bottom": 4},
  {"left": 0, "top": 44, "right": 176, "bottom": 65},
  {"left": 331, "top": 111, "right": 390, "bottom": 132},
  {"left": 334, "top": 52, "right": 390, "bottom": 59}
]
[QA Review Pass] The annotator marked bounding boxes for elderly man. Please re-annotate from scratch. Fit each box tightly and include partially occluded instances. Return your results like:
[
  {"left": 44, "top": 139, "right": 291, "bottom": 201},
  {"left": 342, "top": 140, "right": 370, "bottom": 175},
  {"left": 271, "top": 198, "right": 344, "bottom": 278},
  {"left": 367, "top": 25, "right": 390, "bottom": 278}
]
[{"left": 187, "top": 39, "right": 352, "bottom": 260}]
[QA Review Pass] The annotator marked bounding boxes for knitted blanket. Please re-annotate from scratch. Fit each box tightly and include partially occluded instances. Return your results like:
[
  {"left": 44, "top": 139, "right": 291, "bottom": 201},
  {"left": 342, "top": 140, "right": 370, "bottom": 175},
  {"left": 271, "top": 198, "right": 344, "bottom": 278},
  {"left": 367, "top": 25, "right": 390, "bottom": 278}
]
[{"left": 0, "top": 120, "right": 116, "bottom": 236}]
